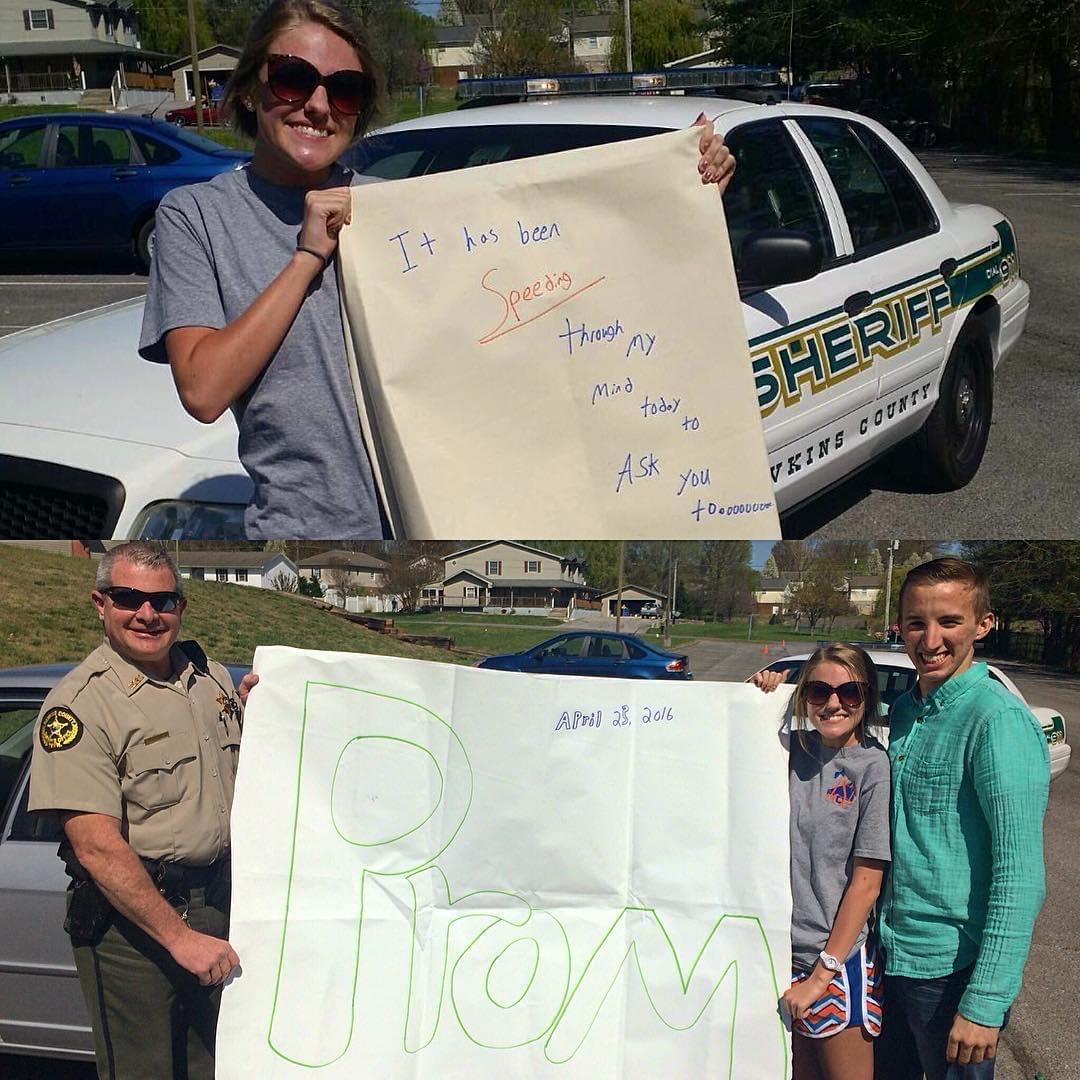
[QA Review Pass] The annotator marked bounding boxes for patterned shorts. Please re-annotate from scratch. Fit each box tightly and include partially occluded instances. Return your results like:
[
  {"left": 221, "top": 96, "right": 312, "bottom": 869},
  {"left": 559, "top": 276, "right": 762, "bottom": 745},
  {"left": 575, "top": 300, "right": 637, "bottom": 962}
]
[{"left": 791, "top": 941, "right": 883, "bottom": 1039}]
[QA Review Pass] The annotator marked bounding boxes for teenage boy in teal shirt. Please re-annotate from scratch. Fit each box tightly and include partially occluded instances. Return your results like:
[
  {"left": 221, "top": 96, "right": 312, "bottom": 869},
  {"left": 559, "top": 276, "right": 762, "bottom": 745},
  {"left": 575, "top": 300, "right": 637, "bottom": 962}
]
[{"left": 876, "top": 558, "right": 1048, "bottom": 1079}]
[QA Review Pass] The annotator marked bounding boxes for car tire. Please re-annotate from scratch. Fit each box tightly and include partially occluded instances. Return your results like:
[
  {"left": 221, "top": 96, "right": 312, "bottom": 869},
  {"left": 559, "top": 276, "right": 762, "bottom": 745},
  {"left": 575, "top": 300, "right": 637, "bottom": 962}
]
[
  {"left": 173, "top": 116, "right": 187, "bottom": 127},
  {"left": 914, "top": 319, "right": 993, "bottom": 490},
  {"left": 135, "top": 218, "right": 156, "bottom": 273}
]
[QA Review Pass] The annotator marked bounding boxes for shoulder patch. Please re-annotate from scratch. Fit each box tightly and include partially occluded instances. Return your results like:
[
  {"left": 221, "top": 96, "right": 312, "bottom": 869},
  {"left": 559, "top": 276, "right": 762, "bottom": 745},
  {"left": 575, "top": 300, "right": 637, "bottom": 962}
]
[{"left": 39, "top": 707, "right": 84, "bottom": 753}]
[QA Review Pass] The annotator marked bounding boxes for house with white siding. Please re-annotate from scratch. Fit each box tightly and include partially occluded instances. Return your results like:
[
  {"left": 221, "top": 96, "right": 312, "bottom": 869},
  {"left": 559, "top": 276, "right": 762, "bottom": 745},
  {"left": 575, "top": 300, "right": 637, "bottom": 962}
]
[{"left": 175, "top": 550, "right": 298, "bottom": 591}]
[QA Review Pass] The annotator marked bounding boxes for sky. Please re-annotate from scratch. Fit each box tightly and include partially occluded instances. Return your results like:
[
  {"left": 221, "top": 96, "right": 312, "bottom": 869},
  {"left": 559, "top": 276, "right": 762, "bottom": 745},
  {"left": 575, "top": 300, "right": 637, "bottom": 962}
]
[{"left": 750, "top": 540, "right": 772, "bottom": 569}]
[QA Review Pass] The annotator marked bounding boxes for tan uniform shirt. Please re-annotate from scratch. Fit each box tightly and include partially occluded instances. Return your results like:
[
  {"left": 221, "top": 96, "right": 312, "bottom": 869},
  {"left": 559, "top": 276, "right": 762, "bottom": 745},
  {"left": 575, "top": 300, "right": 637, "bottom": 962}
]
[{"left": 29, "top": 638, "right": 243, "bottom": 865}]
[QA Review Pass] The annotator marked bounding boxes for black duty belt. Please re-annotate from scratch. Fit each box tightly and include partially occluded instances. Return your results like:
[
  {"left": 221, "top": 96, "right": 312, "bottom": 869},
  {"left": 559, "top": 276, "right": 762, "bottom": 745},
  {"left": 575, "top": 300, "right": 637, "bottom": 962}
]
[{"left": 141, "top": 857, "right": 226, "bottom": 894}]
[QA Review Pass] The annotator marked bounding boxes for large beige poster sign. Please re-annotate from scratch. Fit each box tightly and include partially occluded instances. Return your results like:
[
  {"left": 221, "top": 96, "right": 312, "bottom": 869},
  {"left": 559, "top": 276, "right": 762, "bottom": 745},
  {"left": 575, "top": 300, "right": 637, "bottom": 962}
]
[
  {"left": 338, "top": 128, "right": 780, "bottom": 539},
  {"left": 216, "top": 648, "right": 793, "bottom": 1079}
]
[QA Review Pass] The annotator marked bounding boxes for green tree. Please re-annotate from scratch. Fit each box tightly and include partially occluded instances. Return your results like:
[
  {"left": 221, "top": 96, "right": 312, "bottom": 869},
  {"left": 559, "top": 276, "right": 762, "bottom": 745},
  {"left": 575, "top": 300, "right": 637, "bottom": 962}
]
[
  {"left": 135, "top": 0, "right": 213, "bottom": 55},
  {"left": 964, "top": 541, "right": 1080, "bottom": 669},
  {"left": 608, "top": 0, "right": 703, "bottom": 70},
  {"left": 471, "top": 0, "right": 575, "bottom": 74}
]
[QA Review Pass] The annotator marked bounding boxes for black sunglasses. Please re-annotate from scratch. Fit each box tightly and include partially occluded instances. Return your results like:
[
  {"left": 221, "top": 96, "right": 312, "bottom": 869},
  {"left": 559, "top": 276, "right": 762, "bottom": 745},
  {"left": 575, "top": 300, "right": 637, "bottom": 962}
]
[
  {"left": 804, "top": 680, "right": 868, "bottom": 709},
  {"left": 101, "top": 587, "right": 182, "bottom": 613},
  {"left": 265, "top": 53, "right": 374, "bottom": 116}
]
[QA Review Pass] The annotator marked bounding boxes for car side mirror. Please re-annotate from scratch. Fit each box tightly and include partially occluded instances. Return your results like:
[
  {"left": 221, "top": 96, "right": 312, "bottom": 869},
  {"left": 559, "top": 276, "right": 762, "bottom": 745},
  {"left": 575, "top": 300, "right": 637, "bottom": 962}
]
[{"left": 737, "top": 229, "right": 823, "bottom": 296}]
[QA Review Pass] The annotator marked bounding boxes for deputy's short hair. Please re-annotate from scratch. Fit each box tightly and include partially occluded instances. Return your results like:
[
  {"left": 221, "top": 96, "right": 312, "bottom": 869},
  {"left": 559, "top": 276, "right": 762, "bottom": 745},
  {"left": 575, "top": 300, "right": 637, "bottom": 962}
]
[
  {"left": 96, "top": 542, "right": 183, "bottom": 596},
  {"left": 898, "top": 557, "right": 989, "bottom": 619}
]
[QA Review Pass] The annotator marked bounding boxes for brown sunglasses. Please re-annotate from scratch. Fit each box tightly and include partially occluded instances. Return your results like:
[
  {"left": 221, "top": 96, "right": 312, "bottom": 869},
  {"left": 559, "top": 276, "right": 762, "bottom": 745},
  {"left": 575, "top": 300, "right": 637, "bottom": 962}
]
[{"left": 265, "top": 53, "right": 374, "bottom": 116}]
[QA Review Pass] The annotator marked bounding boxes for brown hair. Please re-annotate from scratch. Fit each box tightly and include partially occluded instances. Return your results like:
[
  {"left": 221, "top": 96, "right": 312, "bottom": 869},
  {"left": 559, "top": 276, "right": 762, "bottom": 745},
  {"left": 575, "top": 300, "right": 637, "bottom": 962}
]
[
  {"left": 898, "top": 557, "right": 990, "bottom": 620},
  {"left": 223, "top": 0, "right": 381, "bottom": 143},
  {"left": 791, "top": 642, "right": 881, "bottom": 749}
]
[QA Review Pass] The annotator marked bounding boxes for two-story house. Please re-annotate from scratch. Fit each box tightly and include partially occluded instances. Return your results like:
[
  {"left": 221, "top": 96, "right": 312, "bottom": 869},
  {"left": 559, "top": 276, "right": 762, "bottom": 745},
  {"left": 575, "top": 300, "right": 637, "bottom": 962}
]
[
  {"left": 1, "top": 0, "right": 168, "bottom": 103},
  {"left": 437, "top": 542, "right": 594, "bottom": 615}
]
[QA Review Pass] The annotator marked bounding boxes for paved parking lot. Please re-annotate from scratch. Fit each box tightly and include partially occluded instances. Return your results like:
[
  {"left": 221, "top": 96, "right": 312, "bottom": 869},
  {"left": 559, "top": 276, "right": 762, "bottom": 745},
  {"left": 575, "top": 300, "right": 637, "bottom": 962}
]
[{"left": 1, "top": 151, "right": 1077, "bottom": 539}]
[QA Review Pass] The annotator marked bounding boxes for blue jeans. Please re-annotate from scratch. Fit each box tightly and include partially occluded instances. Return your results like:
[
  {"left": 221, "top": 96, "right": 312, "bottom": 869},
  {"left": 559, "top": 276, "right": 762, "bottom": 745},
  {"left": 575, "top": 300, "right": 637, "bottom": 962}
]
[{"left": 874, "top": 966, "right": 1009, "bottom": 1080}]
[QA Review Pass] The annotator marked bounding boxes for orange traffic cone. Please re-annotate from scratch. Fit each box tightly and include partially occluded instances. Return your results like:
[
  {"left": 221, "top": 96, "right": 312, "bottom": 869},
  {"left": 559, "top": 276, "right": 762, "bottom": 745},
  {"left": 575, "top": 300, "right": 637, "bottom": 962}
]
[
  {"left": 781, "top": 640, "right": 786, "bottom": 649},
  {"left": 761, "top": 644, "right": 769, "bottom": 655}
]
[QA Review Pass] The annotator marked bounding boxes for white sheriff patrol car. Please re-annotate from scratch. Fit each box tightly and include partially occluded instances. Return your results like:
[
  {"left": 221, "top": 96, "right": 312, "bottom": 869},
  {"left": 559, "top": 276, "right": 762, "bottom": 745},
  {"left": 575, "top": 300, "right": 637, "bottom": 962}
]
[{"left": 0, "top": 88, "right": 1029, "bottom": 538}]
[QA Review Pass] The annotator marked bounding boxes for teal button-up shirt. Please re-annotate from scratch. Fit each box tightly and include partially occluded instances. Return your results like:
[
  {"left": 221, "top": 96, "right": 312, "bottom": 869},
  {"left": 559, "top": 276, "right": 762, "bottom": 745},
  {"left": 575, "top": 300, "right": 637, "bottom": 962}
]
[{"left": 879, "top": 662, "right": 1049, "bottom": 1027}]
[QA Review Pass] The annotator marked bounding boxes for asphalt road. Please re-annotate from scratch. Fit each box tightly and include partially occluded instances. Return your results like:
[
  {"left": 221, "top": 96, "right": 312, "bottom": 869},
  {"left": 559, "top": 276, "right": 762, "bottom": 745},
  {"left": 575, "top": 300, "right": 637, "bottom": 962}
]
[
  {"left": 685, "top": 637, "right": 1080, "bottom": 1080},
  {"left": 1, "top": 151, "right": 1076, "bottom": 540}
]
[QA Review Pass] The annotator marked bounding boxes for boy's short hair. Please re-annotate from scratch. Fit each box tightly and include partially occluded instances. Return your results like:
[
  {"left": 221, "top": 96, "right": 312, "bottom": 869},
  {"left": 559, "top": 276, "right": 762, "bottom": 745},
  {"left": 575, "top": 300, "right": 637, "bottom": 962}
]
[{"left": 898, "top": 557, "right": 990, "bottom": 619}]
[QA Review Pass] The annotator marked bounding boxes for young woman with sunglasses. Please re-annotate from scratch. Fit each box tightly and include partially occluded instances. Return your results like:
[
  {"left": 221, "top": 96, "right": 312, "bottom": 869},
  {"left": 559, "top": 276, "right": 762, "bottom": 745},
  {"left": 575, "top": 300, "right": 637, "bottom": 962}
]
[
  {"left": 753, "top": 642, "right": 890, "bottom": 1080},
  {"left": 139, "top": 0, "right": 737, "bottom": 539}
]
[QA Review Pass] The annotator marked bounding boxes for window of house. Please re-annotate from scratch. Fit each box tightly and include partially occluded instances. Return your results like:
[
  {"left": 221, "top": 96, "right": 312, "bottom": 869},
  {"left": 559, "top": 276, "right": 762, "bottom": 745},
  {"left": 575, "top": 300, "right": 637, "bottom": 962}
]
[
  {"left": 216, "top": 569, "right": 228, "bottom": 582},
  {"left": 464, "top": 586, "right": 478, "bottom": 598},
  {"left": 524, "top": 560, "right": 541, "bottom": 573},
  {"left": 485, "top": 561, "right": 502, "bottom": 575},
  {"left": 235, "top": 569, "right": 248, "bottom": 582},
  {"left": 311, "top": 568, "right": 321, "bottom": 580},
  {"left": 189, "top": 567, "right": 204, "bottom": 580},
  {"left": 582, "top": 33, "right": 598, "bottom": 48},
  {"left": 24, "top": 8, "right": 54, "bottom": 30}
]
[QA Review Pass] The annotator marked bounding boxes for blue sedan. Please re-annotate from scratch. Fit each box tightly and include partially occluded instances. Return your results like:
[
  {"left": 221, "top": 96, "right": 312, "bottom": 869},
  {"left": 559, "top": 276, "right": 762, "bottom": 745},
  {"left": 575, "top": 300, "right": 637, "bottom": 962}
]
[
  {"left": 0, "top": 112, "right": 248, "bottom": 271},
  {"left": 477, "top": 631, "right": 692, "bottom": 680}
]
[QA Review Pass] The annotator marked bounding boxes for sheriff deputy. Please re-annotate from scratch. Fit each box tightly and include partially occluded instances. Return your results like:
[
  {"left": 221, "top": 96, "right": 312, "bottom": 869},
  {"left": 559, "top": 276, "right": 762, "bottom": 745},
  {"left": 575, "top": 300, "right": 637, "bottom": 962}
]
[{"left": 29, "top": 541, "right": 258, "bottom": 1080}]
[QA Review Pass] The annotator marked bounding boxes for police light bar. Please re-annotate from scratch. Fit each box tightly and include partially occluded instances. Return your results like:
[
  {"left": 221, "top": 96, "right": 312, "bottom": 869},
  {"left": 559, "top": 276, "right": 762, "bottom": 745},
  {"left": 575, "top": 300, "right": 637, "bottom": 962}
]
[{"left": 457, "top": 66, "right": 779, "bottom": 103}]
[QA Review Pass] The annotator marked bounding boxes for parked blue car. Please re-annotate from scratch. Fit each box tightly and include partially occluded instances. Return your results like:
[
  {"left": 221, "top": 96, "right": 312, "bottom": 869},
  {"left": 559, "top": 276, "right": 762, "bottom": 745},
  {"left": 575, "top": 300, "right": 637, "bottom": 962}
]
[
  {"left": 0, "top": 112, "right": 248, "bottom": 271},
  {"left": 477, "top": 631, "right": 692, "bottom": 680}
]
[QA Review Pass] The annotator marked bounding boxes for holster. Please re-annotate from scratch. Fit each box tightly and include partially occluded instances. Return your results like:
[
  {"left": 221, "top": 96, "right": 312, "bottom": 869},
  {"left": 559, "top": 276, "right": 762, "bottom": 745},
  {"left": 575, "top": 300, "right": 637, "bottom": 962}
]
[{"left": 65, "top": 877, "right": 113, "bottom": 946}]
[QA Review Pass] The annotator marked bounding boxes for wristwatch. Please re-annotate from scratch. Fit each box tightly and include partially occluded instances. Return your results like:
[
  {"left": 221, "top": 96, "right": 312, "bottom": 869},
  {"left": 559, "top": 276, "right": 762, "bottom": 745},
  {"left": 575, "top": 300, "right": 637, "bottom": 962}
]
[{"left": 818, "top": 950, "right": 842, "bottom": 973}]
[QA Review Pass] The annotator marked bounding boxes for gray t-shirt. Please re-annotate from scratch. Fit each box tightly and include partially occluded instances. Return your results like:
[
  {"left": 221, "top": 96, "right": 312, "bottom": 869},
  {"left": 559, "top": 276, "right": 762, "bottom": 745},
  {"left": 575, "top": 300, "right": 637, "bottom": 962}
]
[
  {"left": 789, "top": 730, "right": 891, "bottom": 971},
  {"left": 139, "top": 164, "right": 385, "bottom": 539}
]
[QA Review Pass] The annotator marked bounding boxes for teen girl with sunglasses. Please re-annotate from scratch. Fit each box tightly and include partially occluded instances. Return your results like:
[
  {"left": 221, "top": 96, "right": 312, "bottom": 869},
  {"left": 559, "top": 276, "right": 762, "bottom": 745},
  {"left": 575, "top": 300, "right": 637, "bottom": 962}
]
[
  {"left": 753, "top": 642, "right": 891, "bottom": 1080},
  {"left": 139, "top": 0, "right": 737, "bottom": 539}
]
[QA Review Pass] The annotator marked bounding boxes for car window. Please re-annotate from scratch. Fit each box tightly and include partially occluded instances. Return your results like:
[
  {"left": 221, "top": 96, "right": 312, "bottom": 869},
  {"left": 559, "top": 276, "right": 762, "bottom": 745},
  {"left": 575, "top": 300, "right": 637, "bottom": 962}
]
[
  {"left": 626, "top": 641, "right": 647, "bottom": 660},
  {"left": 587, "top": 637, "right": 627, "bottom": 659},
  {"left": 721, "top": 119, "right": 832, "bottom": 271},
  {"left": 55, "top": 124, "right": 134, "bottom": 167},
  {"left": 538, "top": 635, "right": 588, "bottom": 659},
  {"left": 0, "top": 711, "right": 36, "bottom": 816},
  {"left": 796, "top": 117, "right": 931, "bottom": 255},
  {"left": 134, "top": 132, "right": 181, "bottom": 166},
  {"left": 0, "top": 123, "right": 47, "bottom": 169},
  {"left": 348, "top": 123, "right": 669, "bottom": 180},
  {"left": 853, "top": 123, "right": 937, "bottom": 235}
]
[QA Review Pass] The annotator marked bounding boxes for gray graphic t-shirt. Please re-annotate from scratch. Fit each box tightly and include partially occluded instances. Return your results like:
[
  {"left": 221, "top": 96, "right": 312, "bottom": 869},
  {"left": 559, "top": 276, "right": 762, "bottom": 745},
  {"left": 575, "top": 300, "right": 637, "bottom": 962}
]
[
  {"left": 789, "top": 730, "right": 891, "bottom": 971},
  {"left": 139, "top": 165, "right": 384, "bottom": 539}
]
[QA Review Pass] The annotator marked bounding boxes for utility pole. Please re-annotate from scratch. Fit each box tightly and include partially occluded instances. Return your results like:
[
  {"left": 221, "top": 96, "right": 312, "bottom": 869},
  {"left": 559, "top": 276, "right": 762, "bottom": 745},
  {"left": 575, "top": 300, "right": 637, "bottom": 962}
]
[
  {"left": 623, "top": 0, "right": 632, "bottom": 72},
  {"left": 882, "top": 540, "right": 899, "bottom": 642},
  {"left": 615, "top": 541, "right": 625, "bottom": 633},
  {"left": 187, "top": 0, "right": 204, "bottom": 132},
  {"left": 664, "top": 545, "right": 677, "bottom": 647}
]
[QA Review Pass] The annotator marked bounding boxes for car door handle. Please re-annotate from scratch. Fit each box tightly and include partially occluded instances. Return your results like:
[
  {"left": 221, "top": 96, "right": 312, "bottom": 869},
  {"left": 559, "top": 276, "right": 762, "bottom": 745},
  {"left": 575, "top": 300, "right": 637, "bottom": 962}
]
[
  {"left": 112, "top": 167, "right": 138, "bottom": 179},
  {"left": 8, "top": 174, "right": 31, "bottom": 186},
  {"left": 938, "top": 257, "right": 958, "bottom": 279},
  {"left": 844, "top": 290, "right": 872, "bottom": 317}
]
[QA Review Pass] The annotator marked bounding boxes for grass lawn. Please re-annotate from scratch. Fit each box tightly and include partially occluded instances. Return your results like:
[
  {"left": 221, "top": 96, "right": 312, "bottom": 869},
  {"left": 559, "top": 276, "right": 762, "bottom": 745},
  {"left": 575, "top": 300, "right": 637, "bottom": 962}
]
[
  {"left": 0, "top": 547, "right": 481, "bottom": 669},
  {"left": 0, "top": 104, "right": 77, "bottom": 120},
  {"left": 382, "top": 612, "right": 564, "bottom": 655}
]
